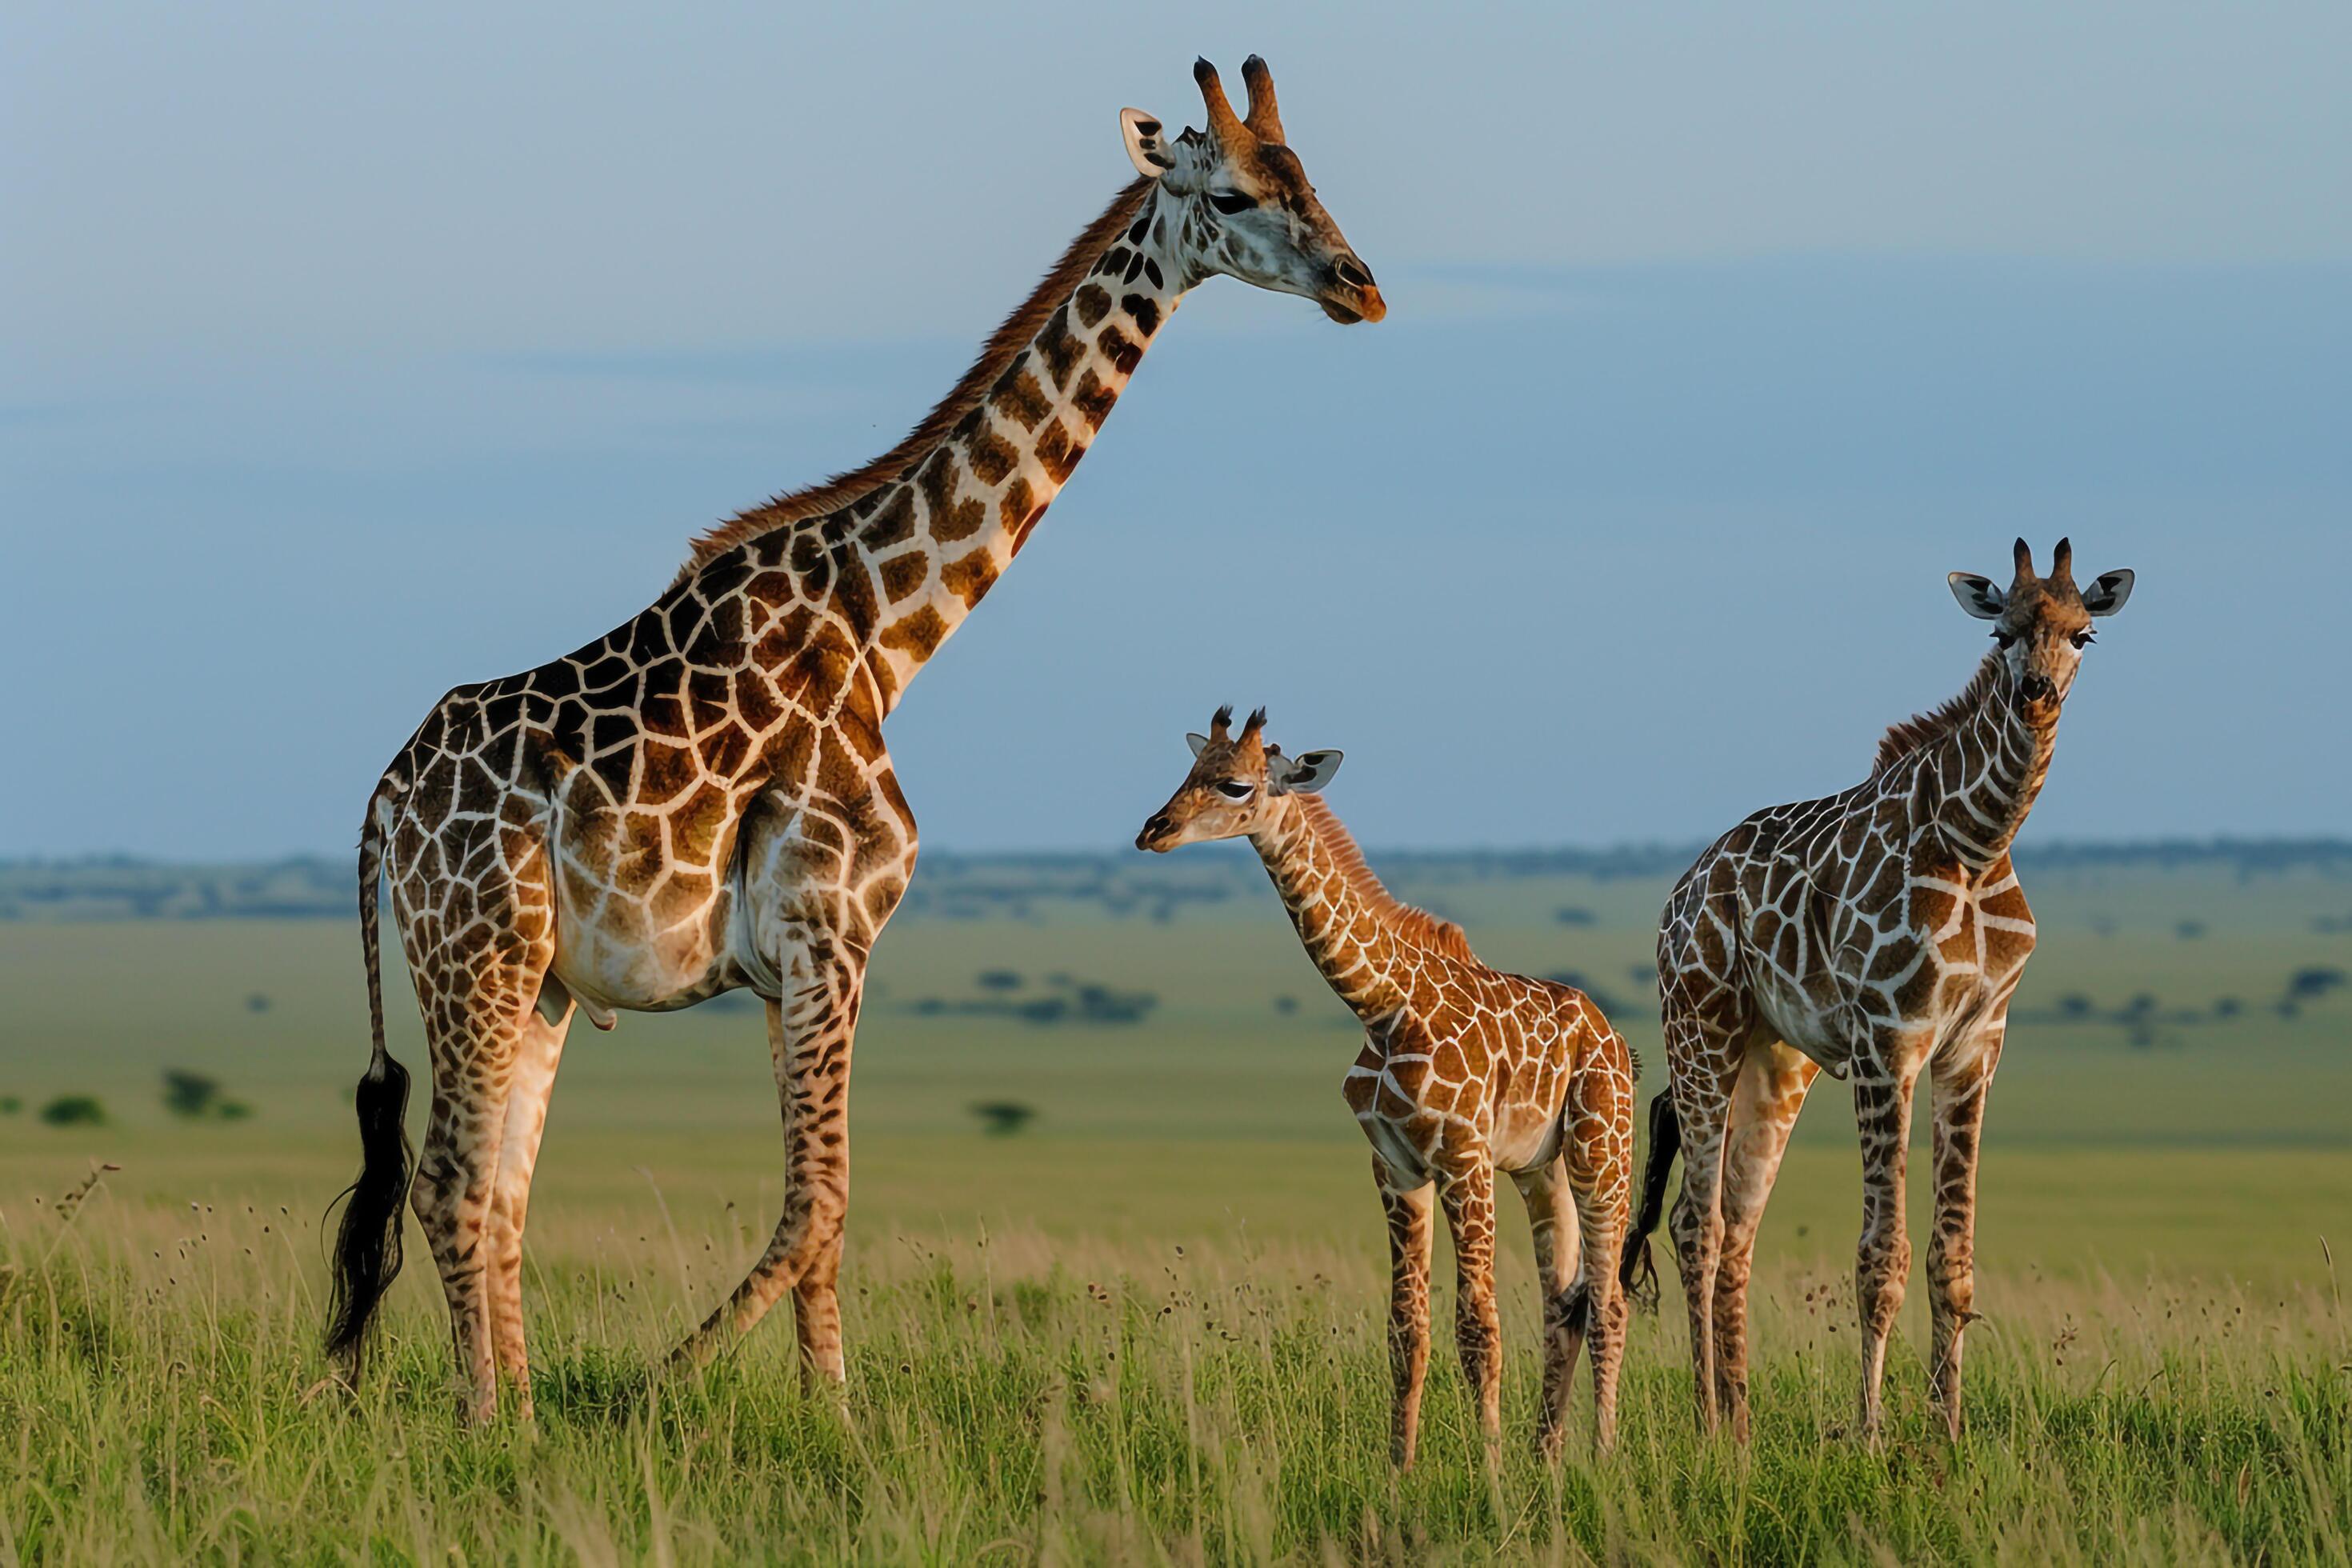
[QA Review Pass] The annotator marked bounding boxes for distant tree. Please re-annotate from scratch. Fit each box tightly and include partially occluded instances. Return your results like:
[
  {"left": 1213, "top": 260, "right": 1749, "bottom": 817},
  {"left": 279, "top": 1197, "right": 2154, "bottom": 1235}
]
[
  {"left": 1554, "top": 906, "right": 1596, "bottom": 927},
  {"left": 0, "top": 1095, "right": 20, "bottom": 1114},
  {"left": 2055, "top": 994, "right": 2095, "bottom": 1019},
  {"left": 2174, "top": 920, "right": 2207, "bottom": 940},
  {"left": 1273, "top": 995, "right": 1299, "bottom": 1015},
  {"left": 976, "top": 970, "right": 1025, "bottom": 992},
  {"left": 2211, "top": 996, "right": 2245, "bottom": 1019},
  {"left": 162, "top": 1070, "right": 222, "bottom": 1118},
  {"left": 246, "top": 992, "right": 272, "bottom": 1013},
  {"left": 970, "top": 1101, "right": 1037, "bottom": 1136},
  {"left": 39, "top": 1096, "right": 106, "bottom": 1127}
]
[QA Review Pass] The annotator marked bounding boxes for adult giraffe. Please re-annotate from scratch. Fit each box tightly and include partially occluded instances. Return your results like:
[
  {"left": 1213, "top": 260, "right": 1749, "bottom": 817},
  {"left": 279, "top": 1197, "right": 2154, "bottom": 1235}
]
[
  {"left": 325, "top": 57, "right": 1385, "bottom": 1422},
  {"left": 1619, "top": 539, "right": 2135, "bottom": 1444}
]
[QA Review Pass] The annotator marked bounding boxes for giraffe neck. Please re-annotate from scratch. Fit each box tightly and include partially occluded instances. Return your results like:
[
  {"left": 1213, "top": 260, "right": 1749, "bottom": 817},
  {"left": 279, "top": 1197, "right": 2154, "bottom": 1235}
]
[
  {"left": 1919, "top": 666, "right": 2059, "bottom": 868},
  {"left": 1249, "top": 794, "right": 1421, "bottom": 1022},
  {"left": 822, "top": 183, "right": 1186, "bottom": 711}
]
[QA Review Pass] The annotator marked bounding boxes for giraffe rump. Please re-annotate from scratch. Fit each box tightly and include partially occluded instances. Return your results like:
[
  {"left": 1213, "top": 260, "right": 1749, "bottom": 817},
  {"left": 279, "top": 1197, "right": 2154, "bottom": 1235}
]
[
  {"left": 674, "top": 178, "right": 1154, "bottom": 583},
  {"left": 1870, "top": 651, "right": 2003, "bottom": 777}
]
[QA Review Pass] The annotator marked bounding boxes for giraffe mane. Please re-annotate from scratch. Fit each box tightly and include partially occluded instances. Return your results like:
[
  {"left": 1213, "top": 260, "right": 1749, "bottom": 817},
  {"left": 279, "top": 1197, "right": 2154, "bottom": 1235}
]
[
  {"left": 674, "top": 176, "right": 1157, "bottom": 584},
  {"left": 1870, "top": 651, "right": 2004, "bottom": 776},
  {"left": 1294, "top": 795, "right": 1477, "bottom": 963}
]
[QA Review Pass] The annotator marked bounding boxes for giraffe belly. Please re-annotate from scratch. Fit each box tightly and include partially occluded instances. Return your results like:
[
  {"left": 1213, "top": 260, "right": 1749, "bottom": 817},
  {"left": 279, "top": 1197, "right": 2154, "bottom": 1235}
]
[{"left": 1490, "top": 1097, "right": 1566, "bottom": 1173}]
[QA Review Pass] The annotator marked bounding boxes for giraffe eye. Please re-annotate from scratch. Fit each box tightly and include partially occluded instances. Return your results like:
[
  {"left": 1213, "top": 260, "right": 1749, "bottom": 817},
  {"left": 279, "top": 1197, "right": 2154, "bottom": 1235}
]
[
  {"left": 1215, "top": 779, "right": 1255, "bottom": 800},
  {"left": 1207, "top": 190, "right": 1256, "bottom": 215},
  {"left": 2071, "top": 629, "right": 2095, "bottom": 649}
]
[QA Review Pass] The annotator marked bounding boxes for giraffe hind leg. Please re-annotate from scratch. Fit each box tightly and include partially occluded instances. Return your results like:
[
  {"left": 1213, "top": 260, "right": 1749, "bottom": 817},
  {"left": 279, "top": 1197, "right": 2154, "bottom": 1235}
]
[
  {"left": 485, "top": 1005, "right": 572, "bottom": 1419},
  {"left": 1711, "top": 1038, "right": 1819, "bottom": 1444},
  {"left": 409, "top": 965, "right": 537, "bottom": 1426},
  {"left": 1513, "top": 1159, "right": 1578, "bottom": 1458}
]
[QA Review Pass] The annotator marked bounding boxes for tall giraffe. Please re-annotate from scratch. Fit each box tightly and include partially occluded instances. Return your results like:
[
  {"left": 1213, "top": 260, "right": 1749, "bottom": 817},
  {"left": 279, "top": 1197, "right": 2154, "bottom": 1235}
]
[
  {"left": 1619, "top": 539, "right": 2136, "bottom": 1443},
  {"left": 1137, "top": 709, "right": 1638, "bottom": 1466},
  {"left": 324, "top": 58, "right": 1386, "bottom": 1422}
]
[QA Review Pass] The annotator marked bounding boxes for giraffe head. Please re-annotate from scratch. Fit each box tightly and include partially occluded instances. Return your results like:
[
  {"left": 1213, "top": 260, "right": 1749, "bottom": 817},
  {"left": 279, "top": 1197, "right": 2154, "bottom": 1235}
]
[
  {"left": 1949, "top": 537, "right": 2135, "bottom": 710},
  {"left": 1119, "top": 57, "right": 1386, "bottom": 325},
  {"left": 1136, "top": 706, "right": 1345, "bottom": 852}
]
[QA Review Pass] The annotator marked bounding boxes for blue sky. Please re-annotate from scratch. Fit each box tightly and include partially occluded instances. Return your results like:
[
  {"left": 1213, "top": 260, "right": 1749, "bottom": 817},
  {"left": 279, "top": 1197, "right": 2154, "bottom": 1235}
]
[{"left": 3, "top": 2, "right": 2346, "bottom": 856}]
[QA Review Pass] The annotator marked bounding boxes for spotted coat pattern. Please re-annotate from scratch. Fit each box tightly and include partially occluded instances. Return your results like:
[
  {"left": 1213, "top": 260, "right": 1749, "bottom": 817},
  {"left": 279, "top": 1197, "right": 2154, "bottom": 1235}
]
[
  {"left": 1138, "top": 713, "right": 1638, "bottom": 1466},
  {"left": 1645, "top": 538, "right": 2131, "bottom": 1444},
  {"left": 342, "top": 59, "right": 1387, "bottom": 1423}
]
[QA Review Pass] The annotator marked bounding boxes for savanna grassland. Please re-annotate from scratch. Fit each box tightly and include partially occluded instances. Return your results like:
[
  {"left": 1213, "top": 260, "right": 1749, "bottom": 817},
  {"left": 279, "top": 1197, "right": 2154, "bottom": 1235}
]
[{"left": 2, "top": 849, "right": 2348, "bottom": 1563}]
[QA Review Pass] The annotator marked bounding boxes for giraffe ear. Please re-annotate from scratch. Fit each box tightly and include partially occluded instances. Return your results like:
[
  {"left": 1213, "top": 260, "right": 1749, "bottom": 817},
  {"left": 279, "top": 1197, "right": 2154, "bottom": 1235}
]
[
  {"left": 1185, "top": 733, "right": 1211, "bottom": 758},
  {"left": 1121, "top": 108, "right": 1176, "bottom": 178},
  {"left": 1947, "top": 573, "right": 2006, "bottom": 620},
  {"left": 2080, "top": 568, "right": 2134, "bottom": 617},
  {"left": 1274, "top": 749, "right": 1343, "bottom": 795}
]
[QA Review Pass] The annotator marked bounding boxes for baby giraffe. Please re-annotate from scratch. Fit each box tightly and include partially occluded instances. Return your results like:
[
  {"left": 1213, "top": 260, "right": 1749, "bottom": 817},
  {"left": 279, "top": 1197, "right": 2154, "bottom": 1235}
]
[{"left": 1137, "top": 707, "right": 1638, "bottom": 1466}]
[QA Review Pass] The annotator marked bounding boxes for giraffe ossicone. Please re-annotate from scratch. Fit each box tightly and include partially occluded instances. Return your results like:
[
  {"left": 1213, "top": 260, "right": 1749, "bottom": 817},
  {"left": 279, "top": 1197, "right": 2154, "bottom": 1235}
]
[
  {"left": 1620, "top": 537, "right": 2136, "bottom": 1446},
  {"left": 323, "top": 57, "right": 1384, "bottom": 1425},
  {"left": 1138, "top": 707, "right": 1639, "bottom": 1466}
]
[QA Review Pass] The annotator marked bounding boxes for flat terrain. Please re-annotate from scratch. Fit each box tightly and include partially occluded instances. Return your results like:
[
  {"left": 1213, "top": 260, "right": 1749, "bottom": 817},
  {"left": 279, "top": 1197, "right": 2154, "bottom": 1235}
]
[{"left": 2, "top": 853, "right": 2348, "bottom": 1561}]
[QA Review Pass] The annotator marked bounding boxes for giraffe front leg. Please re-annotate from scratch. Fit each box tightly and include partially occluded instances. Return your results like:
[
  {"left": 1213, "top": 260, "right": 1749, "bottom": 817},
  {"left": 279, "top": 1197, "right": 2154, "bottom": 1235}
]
[
  {"left": 1853, "top": 1057, "right": 1923, "bottom": 1445},
  {"left": 670, "top": 970, "right": 860, "bottom": 1371},
  {"left": 486, "top": 1005, "right": 571, "bottom": 1422},
  {"left": 1442, "top": 1160, "right": 1503, "bottom": 1466},
  {"left": 1378, "top": 1165, "right": 1435, "bottom": 1470},
  {"left": 1512, "top": 1160, "right": 1578, "bottom": 1459},
  {"left": 1928, "top": 1022, "right": 2002, "bottom": 1438}
]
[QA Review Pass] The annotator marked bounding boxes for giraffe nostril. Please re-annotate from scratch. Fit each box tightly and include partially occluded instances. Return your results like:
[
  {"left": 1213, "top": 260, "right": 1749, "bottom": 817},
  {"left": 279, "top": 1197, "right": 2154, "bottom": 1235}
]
[{"left": 1333, "top": 254, "right": 1374, "bottom": 290}]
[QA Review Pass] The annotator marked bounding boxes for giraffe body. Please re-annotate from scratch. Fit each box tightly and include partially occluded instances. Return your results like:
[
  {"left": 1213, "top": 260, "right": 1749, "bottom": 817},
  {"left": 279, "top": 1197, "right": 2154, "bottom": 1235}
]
[
  {"left": 323, "top": 58, "right": 1385, "bottom": 1422},
  {"left": 1138, "top": 710, "right": 1638, "bottom": 1466},
  {"left": 1622, "top": 538, "right": 2135, "bottom": 1445}
]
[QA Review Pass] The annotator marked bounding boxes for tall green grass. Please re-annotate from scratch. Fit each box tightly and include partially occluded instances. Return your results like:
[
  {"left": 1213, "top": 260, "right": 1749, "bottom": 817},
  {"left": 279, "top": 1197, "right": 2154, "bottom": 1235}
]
[{"left": 4, "top": 1180, "right": 2345, "bottom": 1565}]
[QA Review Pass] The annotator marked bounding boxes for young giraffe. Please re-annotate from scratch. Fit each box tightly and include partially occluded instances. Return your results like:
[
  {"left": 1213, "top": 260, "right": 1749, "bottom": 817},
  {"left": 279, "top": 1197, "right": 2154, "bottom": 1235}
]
[
  {"left": 323, "top": 58, "right": 1387, "bottom": 1422},
  {"left": 1620, "top": 539, "right": 2136, "bottom": 1444},
  {"left": 1137, "top": 709, "right": 1638, "bottom": 1466}
]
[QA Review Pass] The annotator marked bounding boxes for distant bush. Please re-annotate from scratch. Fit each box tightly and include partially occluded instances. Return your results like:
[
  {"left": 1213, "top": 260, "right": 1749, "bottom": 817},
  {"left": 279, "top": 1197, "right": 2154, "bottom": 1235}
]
[
  {"left": 39, "top": 1096, "right": 106, "bottom": 1127},
  {"left": 977, "top": 970, "right": 1024, "bottom": 992},
  {"left": 0, "top": 1095, "right": 20, "bottom": 1114},
  {"left": 2287, "top": 966, "right": 2346, "bottom": 1001},
  {"left": 246, "top": 992, "right": 272, "bottom": 1013},
  {"left": 907, "top": 974, "right": 1157, "bottom": 1029},
  {"left": 2174, "top": 921, "right": 2207, "bottom": 940},
  {"left": 1274, "top": 995, "right": 1299, "bottom": 1014},
  {"left": 162, "top": 1070, "right": 254, "bottom": 1122},
  {"left": 970, "top": 1101, "right": 1037, "bottom": 1136},
  {"left": 1554, "top": 906, "right": 1596, "bottom": 926}
]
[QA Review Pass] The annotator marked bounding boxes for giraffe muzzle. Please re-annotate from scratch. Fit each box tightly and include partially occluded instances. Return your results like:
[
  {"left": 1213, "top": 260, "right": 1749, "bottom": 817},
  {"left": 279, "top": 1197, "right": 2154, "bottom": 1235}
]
[
  {"left": 1320, "top": 254, "right": 1386, "bottom": 325},
  {"left": 1137, "top": 814, "right": 1177, "bottom": 853},
  {"left": 2018, "top": 673, "right": 2057, "bottom": 706}
]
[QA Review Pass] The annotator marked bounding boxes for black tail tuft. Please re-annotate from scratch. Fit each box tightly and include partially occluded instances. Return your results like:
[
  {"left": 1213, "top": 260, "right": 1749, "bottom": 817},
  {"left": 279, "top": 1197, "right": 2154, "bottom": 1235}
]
[
  {"left": 1618, "top": 1090, "right": 1682, "bottom": 1313},
  {"left": 324, "top": 1054, "right": 413, "bottom": 1374}
]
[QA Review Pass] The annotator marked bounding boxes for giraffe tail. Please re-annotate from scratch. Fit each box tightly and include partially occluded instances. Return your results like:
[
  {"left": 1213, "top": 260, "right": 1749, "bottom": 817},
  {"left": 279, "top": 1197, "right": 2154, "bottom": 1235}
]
[
  {"left": 1618, "top": 1090, "right": 1682, "bottom": 1313},
  {"left": 324, "top": 780, "right": 414, "bottom": 1378}
]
